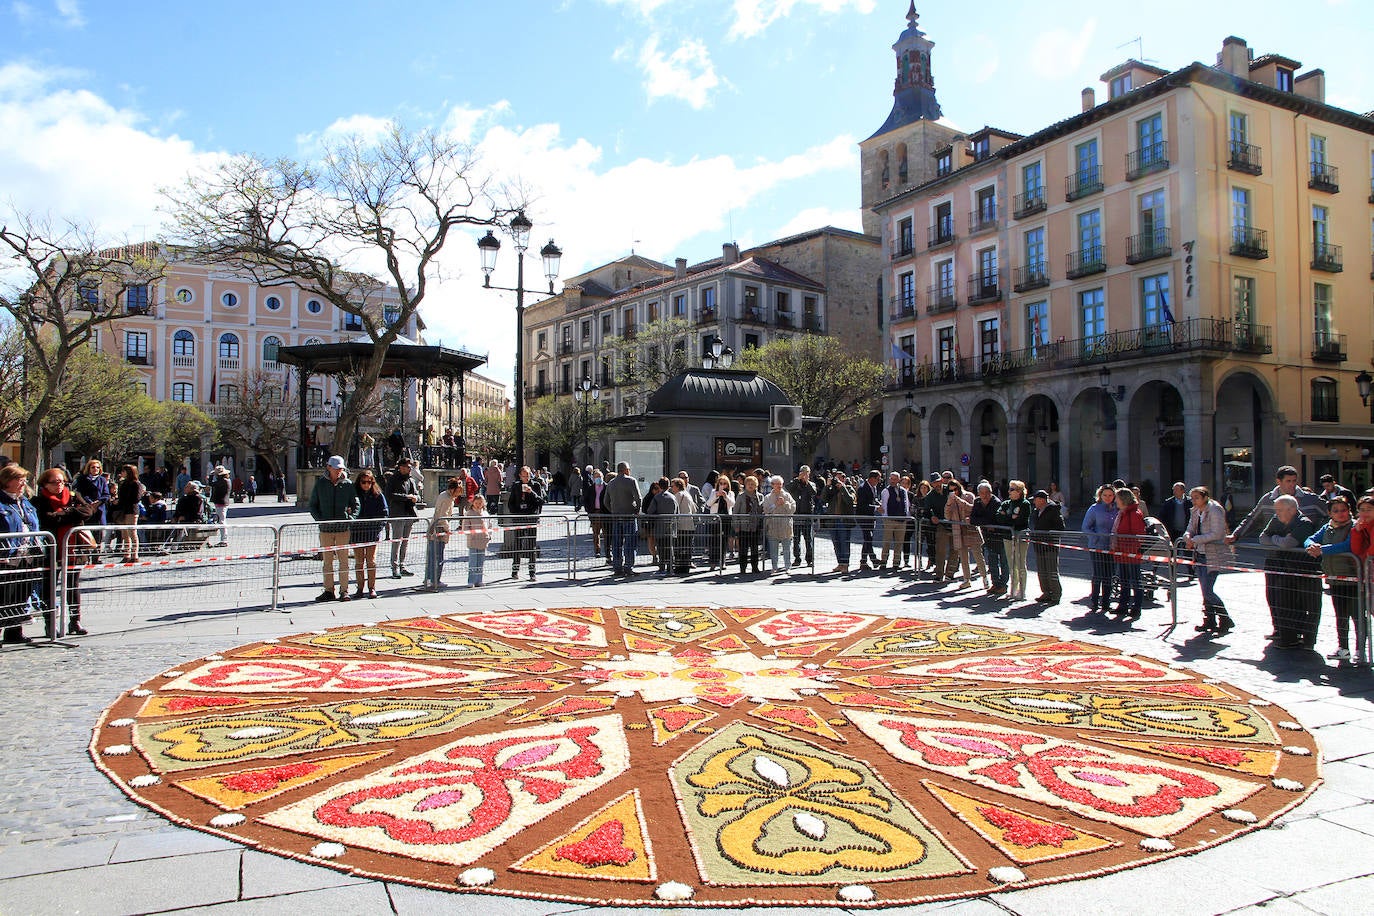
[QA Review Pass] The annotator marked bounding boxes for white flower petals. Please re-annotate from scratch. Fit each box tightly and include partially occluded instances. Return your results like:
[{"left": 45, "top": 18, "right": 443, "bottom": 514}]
[
  {"left": 458, "top": 867, "right": 495, "bottom": 887},
  {"left": 1282, "top": 745, "right": 1312, "bottom": 756},
  {"left": 1277, "top": 721, "right": 1304, "bottom": 731},
  {"left": 108, "top": 718, "right": 135, "bottom": 728},
  {"left": 163, "top": 671, "right": 184, "bottom": 678},
  {"left": 988, "top": 866, "right": 1026, "bottom": 884},
  {"left": 838, "top": 884, "right": 874, "bottom": 902},
  {"left": 102, "top": 745, "right": 132, "bottom": 756},
  {"left": 1222, "top": 809, "right": 1257, "bottom": 824},
  {"left": 1139, "top": 838, "right": 1175, "bottom": 852},
  {"left": 310, "top": 842, "right": 346, "bottom": 859},
  {"left": 1272, "top": 778, "right": 1305, "bottom": 792},
  {"left": 209, "top": 813, "right": 245, "bottom": 828},
  {"left": 130, "top": 689, "right": 151, "bottom": 697},
  {"left": 655, "top": 881, "right": 693, "bottom": 901},
  {"left": 130, "top": 775, "right": 160, "bottom": 788}
]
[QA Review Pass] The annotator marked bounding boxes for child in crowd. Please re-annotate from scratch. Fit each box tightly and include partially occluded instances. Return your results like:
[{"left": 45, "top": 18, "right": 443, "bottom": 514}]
[{"left": 464, "top": 493, "right": 494, "bottom": 587}]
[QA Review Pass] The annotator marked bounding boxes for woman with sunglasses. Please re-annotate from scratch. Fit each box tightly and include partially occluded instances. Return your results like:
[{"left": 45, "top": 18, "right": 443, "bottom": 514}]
[
  {"left": 1305, "top": 496, "right": 1357, "bottom": 661},
  {"left": 350, "top": 470, "right": 389, "bottom": 599}
]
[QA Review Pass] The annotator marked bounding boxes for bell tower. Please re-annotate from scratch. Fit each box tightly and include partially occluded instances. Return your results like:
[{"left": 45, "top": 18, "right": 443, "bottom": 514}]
[{"left": 859, "top": 3, "right": 960, "bottom": 235}]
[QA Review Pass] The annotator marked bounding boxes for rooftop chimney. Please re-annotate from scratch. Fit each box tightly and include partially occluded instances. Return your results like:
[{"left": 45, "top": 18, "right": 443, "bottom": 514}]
[
  {"left": 1081, "top": 88, "right": 1096, "bottom": 112},
  {"left": 722, "top": 242, "right": 739, "bottom": 265},
  {"left": 675, "top": 257, "right": 687, "bottom": 278},
  {"left": 1218, "top": 36, "right": 1249, "bottom": 77},
  {"left": 1295, "top": 69, "right": 1326, "bottom": 104}
]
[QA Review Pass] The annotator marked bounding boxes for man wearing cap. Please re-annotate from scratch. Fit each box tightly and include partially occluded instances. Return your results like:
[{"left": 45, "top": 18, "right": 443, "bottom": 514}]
[
  {"left": 309, "top": 456, "right": 360, "bottom": 601},
  {"left": 384, "top": 457, "right": 421, "bottom": 578},
  {"left": 1030, "top": 489, "right": 1065, "bottom": 604}
]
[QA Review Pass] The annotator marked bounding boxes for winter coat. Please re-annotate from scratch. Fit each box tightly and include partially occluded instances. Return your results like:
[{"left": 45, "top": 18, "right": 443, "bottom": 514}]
[
  {"left": 644, "top": 490, "right": 677, "bottom": 538},
  {"left": 383, "top": 469, "right": 420, "bottom": 518},
  {"left": 969, "top": 494, "right": 1004, "bottom": 544},
  {"left": 602, "top": 474, "right": 642, "bottom": 517},
  {"left": 1081, "top": 501, "right": 1119, "bottom": 551},
  {"left": 1304, "top": 520, "right": 1357, "bottom": 579},
  {"left": 1111, "top": 504, "right": 1147, "bottom": 563},
  {"left": 74, "top": 473, "right": 111, "bottom": 525},
  {"left": 673, "top": 490, "right": 697, "bottom": 533},
  {"left": 732, "top": 489, "right": 764, "bottom": 534},
  {"left": 308, "top": 474, "right": 359, "bottom": 527},
  {"left": 761, "top": 489, "right": 796, "bottom": 540},
  {"left": 945, "top": 491, "right": 982, "bottom": 549},
  {"left": 1232, "top": 485, "right": 1327, "bottom": 539},
  {"left": 1186, "top": 499, "right": 1231, "bottom": 567},
  {"left": 787, "top": 477, "right": 821, "bottom": 516},
  {"left": 351, "top": 489, "right": 389, "bottom": 543},
  {"left": 506, "top": 478, "right": 545, "bottom": 518},
  {"left": 825, "top": 480, "right": 855, "bottom": 517},
  {"left": 997, "top": 496, "right": 1031, "bottom": 534}
]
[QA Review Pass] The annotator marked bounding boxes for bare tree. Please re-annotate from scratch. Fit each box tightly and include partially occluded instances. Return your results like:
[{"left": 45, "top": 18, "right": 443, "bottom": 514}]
[
  {"left": 163, "top": 124, "right": 521, "bottom": 460},
  {"left": 0, "top": 319, "right": 26, "bottom": 445},
  {"left": 526, "top": 395, "right": 603, "bottom": 471},
  {"left": 213, "top": 369, "right": 299, "bottom": 477},
  {"left": 44, "top": 345, "right": 161, "bottom": 461},
  {"left": 603, "top": 317, "right": 694, "bottom": 407},
  {"left": 0, "top": 211, "right": 164, "bottom": 471},
  {"left": 465, "top": 411, "right": 514, "bottom": 463}
]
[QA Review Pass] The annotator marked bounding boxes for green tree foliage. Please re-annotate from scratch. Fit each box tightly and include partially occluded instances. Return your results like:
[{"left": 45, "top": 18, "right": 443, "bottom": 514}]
[
  {"left": 734, "top": 335, "right": 888, "bottom": 459},
  {"left": 159, "top": 402, "right": 216, "bottom": 472},
  {"left": 526, "top": 395, "right": 604, "bottom": 470},
  {"left": 465, "top": 411, "right": 514, "bottom": 463}
]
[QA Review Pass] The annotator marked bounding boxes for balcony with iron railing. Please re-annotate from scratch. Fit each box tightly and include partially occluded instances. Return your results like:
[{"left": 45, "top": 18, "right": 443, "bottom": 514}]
[
  {"left": 1012, "top": 188, "right": 1046, "bottom": 219},
  {"left": 926, "top": 285, "right": 958, "bottom": 315},
  {"left": 1065, "top": 164, "right": 1103, "bottom": 201},
  {"left": 1125, "top": 226, "right": 1172, "bottom": 264},
  {"left": 886, "top": 317, "right": 1258, "bottom": 391},
  {"left": 966, "top": 272, "right": 1001, "bottom": 304},
  {"left": 1308, "top": 161, "right": 1339, "bottom": 193},
  {"left": 1232, "top": 323, "right": 1273, "bottom": 354},
  {"left": 1228, "top": 141, "right": 1262, "bottom": 175},
  {"left": 775, "top": 310, "right": 795, "bottom": 329},
  {"left": 890, "top": 237, "right": 916, "bottom": 260},
  {"left": 1230, "top": 225, "right": 1269, "bottom": 259},
  {"left": 889, "top": 294, "right": 918, "bottom": 321},
  {"left": 695, "top": 307, "right": 717, "bottom": 326},
  {"left": 968, "top": 207, "right": 998, "bottom": 235},
  {"left": 1312, "top": 331, "right": 1347, "bottom": 362},
  {"left": 927, "top": 221, "right": 956, "bottom": 250},
  {"left": 740, "top": 306, "right": 767, "bottom": 325},
  {"left": 802, "top": 314, "right": 824, "bottom": 333},
  {"left": 1065, "top": 245, "right": 1106, "bottom": 279},
  {"left": 125, "top": 353, "right": 150, "bottom": 366},
  {"left": 1012, "top": 261, "right": 1050, "bottom": 293},
  {"left": 1126, "top": 141, "right": 1169, "bottom": 180},
  {"left": 1312, "top": 241, "right": 1343, "bottom": 273},
  {"left": 525, "top": 383, "right": 550, "bottom": 400},
  {"left": 559, "top": 340, "right": 574, "bottom": 356}
]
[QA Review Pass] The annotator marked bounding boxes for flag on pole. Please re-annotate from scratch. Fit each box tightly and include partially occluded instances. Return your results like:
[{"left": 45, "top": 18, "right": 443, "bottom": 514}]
[
  {"left": 891, "top": 341, "right": 915, "bottom": 362},
  {"left": 210, "top": 367, "right": 217, "bottom": 404},
  {"left": 283, "top": 367, "right": 291, "bottom": 398},
  {"left": 1161, "top": 288, "right": 1176, "bottom": 325}
]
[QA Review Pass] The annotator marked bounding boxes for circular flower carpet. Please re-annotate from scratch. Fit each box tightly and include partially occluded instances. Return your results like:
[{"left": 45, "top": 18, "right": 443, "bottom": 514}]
[{"left": 92, "top": 607, "right": 1320, "bottom": 907}]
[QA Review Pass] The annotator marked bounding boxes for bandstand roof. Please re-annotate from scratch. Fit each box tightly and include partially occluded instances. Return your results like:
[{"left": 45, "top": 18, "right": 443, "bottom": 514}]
[{"left": 276, "top": 335, "right": 487, "bottom": 378}]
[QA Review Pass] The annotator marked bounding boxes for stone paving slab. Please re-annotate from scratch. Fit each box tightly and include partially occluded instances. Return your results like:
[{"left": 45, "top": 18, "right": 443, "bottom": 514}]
[
  {"left": 1, "top": 513, "right": 1372, "bottom": 913},
  {"left": 0, "top": 849, "right": 241, "bottom": 915}
]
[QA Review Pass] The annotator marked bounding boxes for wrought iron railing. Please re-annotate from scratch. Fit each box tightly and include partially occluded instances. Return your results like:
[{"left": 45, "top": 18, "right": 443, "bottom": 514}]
[
  {"left": 1125, "top": 227, "right": 1172, "bottom": 264},
  {"left": 1013, "top": 188, "right": 1046, "bottom": 219},
  {"left": 926, "top": 285, "right": 957, "bottom": 314},
  {"left": 1065, "top": 245, "right": 1106, "bottom": 279},
  {"left": 1065, "top": 165, "right": 1103, "bottom": 201},
  {"left": 1308, "top": 161, "right": 1339, "bottom": 193},
  {"left": 1012, "top": 262, "right": 1049, "bottom": 292},
  {"left": 1126, "top": 141, "right": 1169, "bottom": 180},
  {"left": 966, "top": 272, "right": 1001, "bottom": 304},
  {"left": 889, "top": 295, "right": 918, "bottom": 321},
  {"left": 1231, "top": 226, "right": 1268, "bottom": 259},
  {"left": 1312, "top": 242, "right": 1343, "bottom": 273},
  {"left": 968, "top": 207, "right": 998, "bottom": 234},
  {"left": 1312, "top": 331, "right": 1347, "bottom": 362},
  {"left": 927, "top": 222, "right": 956, "bottom": 249},
  {"left": 1228, "top": 141, "right": 1262, "bottom": 175}
]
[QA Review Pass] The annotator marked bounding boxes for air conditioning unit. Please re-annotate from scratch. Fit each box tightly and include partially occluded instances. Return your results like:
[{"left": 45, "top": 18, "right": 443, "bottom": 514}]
[{"left": 770, "top": 404, "right": 803, "bottom": 431}]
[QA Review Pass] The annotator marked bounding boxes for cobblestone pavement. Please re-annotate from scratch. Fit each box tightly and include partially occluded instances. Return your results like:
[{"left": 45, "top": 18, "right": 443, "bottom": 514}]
[{"left": 2, "top": 507, "right": 1372, "bottom": 915}]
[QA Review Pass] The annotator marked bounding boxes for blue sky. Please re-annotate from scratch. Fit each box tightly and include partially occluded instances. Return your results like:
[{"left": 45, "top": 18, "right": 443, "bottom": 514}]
[{"left": 1, "top": 0, "right": 1369, "bottom": 384}]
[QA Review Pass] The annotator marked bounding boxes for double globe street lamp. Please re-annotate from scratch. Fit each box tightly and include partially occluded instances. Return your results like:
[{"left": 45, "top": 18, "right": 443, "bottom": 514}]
[
  {"left": 477, "top": 211, "right": 562, "bottom": 465},
  {"left": 573, "top": 376, "right": 600, "bottom": 466},
  {"left": 701, "top": 334, "right": 734, "bottom": 370}
]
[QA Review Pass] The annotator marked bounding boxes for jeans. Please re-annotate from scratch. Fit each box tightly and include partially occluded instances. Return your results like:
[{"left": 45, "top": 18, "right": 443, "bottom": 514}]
[
  {"left": 424, "top": 535, "right": 447, "bottom": 586},
  {"left": 1117, "top": 561, "right": 1142, "bottom": 612},
  {"left": 468, "top": 549, "right": 486, "bottom": 586},
  {"left": 792, "top": 519, "right": 814, "bottom": 564},
  {"left": 767, "top": 536, "right": 793, "bottom": 571},
  {"left": 610, "top": 519, "right": 637, "bottom": 572},
  {"left": 984, "top": 542, "right": 1007, "bottom": 587},
  {"left": 829, "top": 520, "right": 853, "bottom": 565},
  {"left": 1196, "top": 560, "right": 1225, "bottom": 613},
  {"left": 1089, "top": 549, "right": 1113, "bottom": 604}
]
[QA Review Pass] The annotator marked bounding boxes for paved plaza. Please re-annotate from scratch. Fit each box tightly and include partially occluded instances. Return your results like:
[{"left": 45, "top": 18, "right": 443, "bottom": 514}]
[{"left": 2, "top": 504, "right": 1372, "bottom": 915}]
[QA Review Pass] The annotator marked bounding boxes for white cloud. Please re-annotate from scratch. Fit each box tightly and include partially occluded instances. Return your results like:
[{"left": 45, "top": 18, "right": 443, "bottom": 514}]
[
  {"left": 728, "top": 0, "right": 874, "bottom": 41},
  {"left": 637, "top": 34, "right": 721, "bottom": 109},
  {"left": 773, "top": 205, "right": 862, "bottom": 237},
  {"left": 599, "top": 0, "right": 673, "bottom": 14},
  {"left": 11, "top": 2, "right": 35, "bottom": 22},
  {"left": 0, "top": 62, "right": 214, "bottom": 238},
  {"left": 54, "top": 0, "right": 83, "bottom": 27},
  {"left": 1031, "top": 19, "right": 1097, "bottom": 81}
]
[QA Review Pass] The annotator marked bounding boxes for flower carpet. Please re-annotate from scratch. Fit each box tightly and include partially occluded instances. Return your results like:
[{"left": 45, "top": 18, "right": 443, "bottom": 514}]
[{"left": 91, "top": 606, "right": 1321, "bottom": 907}]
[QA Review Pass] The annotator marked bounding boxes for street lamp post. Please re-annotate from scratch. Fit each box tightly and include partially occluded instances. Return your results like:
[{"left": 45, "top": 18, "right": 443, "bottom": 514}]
[
  {"left": 477, "top": 210, "right": 562, "bottom": 466},
  {"left": 701, "top": 334, "right": 734, "bottom": 370},
  {"left": 574, "top": 376, "right": 601, "bottom": 466}
]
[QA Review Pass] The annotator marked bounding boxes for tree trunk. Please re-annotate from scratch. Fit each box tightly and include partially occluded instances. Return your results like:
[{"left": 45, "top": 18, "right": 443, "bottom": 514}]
[{"left": 333, "top": 345, "right": 391, "bottom": 463}]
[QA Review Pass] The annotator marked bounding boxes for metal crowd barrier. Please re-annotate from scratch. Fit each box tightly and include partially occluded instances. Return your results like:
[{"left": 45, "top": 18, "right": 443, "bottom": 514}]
[
  {"left": 1, "top": 530, "right": 57, "bottom": 635},
  {"left": 60, "top": 524, "right": 281, "bottom": 632}
]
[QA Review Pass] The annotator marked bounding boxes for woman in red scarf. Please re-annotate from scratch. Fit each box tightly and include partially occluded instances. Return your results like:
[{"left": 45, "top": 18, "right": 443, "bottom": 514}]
[
  {"left": 33, "top": 468, "right": 95, "bottom": 636},
  {"left": 1110, "top": 487, "right": 1148, "bottom": 621}
]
